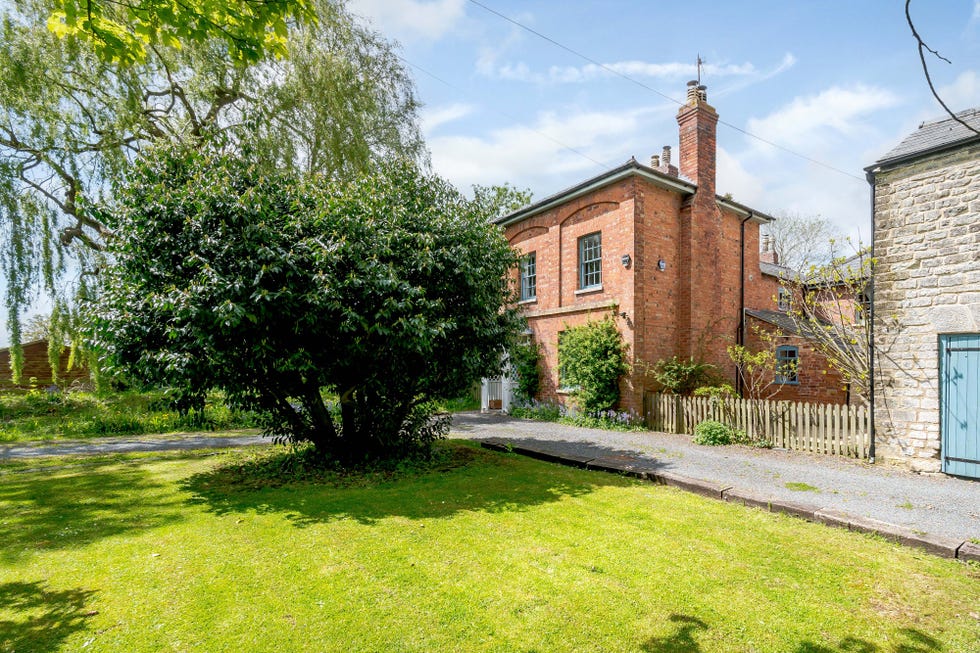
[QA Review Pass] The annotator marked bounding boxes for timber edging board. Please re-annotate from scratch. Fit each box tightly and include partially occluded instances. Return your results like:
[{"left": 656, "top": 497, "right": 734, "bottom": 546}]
[{"left": 478, "top": 440, "right": 973, "bottom": 561}]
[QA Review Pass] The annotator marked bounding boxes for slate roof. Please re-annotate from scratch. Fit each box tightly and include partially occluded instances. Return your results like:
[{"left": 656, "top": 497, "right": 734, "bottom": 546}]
[
  {"left": 869, "top": 107, "right": 980, "bottom": 169},
  {"left": 759, "top": 261, "right": 799, "bottom": 281},
  {"left": 744, "top": 309, "right": 805, "bottom": 336},
  {"left": 745, "top": 309, "right": 851, "bottom": 349},
  {"left": 495, "top": 157, "right": 774, "bottom": 227}
]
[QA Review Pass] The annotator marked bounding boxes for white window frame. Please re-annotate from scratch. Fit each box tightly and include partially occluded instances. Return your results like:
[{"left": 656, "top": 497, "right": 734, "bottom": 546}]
[
  {"left": 520, "top": 252, "right": 537, "bottom": 301},
  {"left": 578, "top": 232, "right": 602, "bottom": 290}
]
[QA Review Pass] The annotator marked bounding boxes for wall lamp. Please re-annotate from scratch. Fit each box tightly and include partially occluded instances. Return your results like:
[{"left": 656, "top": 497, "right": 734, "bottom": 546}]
[
  {"left": 621, "top": 254, "right": 632, "bottom": 268},
  {"left": 657, "top": 258, "right": 667, "bottom": 271}
]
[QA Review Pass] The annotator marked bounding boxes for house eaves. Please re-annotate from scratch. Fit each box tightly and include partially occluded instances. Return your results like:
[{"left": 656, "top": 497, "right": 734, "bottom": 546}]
[{"left": 495, "top": 158, "right": 773, "bottom": 227}]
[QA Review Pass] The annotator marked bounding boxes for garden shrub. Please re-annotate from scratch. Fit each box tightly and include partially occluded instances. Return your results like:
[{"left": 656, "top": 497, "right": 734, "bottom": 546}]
[
  {"left": 509, "top": 339, "right": 541, "bottom": 405},
  {"left": 650, "top": 356, "right": 716, "bottom": 395},
  {"left": 557, "top": 318, "right": 629, "bottom": 414},
  {"left": 693, "top": 420, "right": 735, "bottom": 446},
  {"left": 509, "top": 400, "right": 644, "bottom": 432}
]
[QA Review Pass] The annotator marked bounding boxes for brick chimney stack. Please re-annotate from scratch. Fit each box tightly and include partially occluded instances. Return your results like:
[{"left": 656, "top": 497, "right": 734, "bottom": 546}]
[
  {"left": 677, "top": 79, "right": 718, "bottom": 197},
  {"left": 760, "top": 234, "right": 780, "bottom": 264}
]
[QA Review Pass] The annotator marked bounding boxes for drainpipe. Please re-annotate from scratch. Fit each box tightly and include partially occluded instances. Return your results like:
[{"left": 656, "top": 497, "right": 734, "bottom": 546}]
[
  {"left": 865, "top": 170, "right": 877, "bottom": 464},
  {"left": 737, "top": 212, "right": 753, "bottom": 396}
]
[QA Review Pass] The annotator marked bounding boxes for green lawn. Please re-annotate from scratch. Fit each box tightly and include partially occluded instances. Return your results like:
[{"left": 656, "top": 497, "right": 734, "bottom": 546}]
[{"left": 1, "top": 442, "right": 977, "bottom": 652}]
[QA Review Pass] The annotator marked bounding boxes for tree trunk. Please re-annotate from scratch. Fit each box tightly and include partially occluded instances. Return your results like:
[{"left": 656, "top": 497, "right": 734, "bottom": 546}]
[{"left": 302, "top": 385, "right": 338, "bottom": 452}]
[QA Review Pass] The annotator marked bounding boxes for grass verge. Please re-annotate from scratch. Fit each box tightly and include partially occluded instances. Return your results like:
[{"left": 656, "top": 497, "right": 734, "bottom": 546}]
[
  {"left": 0, "top": 390, "right": 257, "bottom": 442},
  {"left": 1, "top": 441, "right": 977, "bottom": 652}
]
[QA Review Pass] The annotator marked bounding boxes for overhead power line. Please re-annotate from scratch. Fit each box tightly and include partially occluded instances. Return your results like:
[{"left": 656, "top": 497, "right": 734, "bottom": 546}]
[
  {"left": 397, "top": 55, "right": 609, "bottom": 171},
  {"left": 467, "top": 0, "right": 866, "bottom": 182}
]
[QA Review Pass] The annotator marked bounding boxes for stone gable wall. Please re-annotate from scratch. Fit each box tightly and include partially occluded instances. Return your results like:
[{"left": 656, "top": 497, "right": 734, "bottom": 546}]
[{"left": 872, "top": 141, "right": 980, "bottom": 472}]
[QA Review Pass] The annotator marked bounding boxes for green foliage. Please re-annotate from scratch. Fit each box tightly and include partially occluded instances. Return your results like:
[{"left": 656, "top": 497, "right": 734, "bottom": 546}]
[
  {"left": 97, "top": 146, "right": 521, "bottom": 463},
  {"left": 508, "top": 400, "right": 562, "bottom": 422},
  {"left": 509, "top": 400, "right": 644, "bottom": 432},
  {"left": 650, "top": 356, "right": 716, "bottom": 395},
  {"left": 557, "top": 318, "right": 629, "bottom": 414},
  {"left": 2, "top": 0, "right": 424, "bottom": 361},
  {"left": 693, "top": 420, "right": 737, "bottom": 446},
  {"left": 470, "top": 183, "right": 532, "bottom": 220},
  {"left": 0, "top": 389, "right": 256, "bottom": 441},
  {"left": 509, "top": 339, "right": 541, "bottom": 405},
  {"left": 434, "top": 393, "right": 481, "bottom": 414},
  {"left": 46, "top": 0, "right": 316, "bottom": 65}
]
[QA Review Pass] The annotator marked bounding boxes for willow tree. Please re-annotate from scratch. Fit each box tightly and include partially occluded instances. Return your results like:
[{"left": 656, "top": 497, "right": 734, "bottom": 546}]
[{"left": 1, "top": 0, "right": 425, "bottom": 382}]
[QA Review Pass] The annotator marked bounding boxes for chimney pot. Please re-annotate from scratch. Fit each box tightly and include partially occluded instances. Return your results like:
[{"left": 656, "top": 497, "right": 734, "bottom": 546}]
[
  {"left": 662, "top": 145, "right": 671, "bottom": 167},
  {"left": 650, "top": 154, "right": 660, "bottom": 167},
  {"left": 686, "top": 80, "right": 699, "bottom": 103}
]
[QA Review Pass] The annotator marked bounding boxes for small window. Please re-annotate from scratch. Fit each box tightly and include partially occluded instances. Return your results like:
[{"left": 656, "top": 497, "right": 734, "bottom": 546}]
[
  {"left": 854, "top": 292, "right": 870, "bottom": 324},
  {"left": 775, "top": 346, "right": 799, "bottom": 384},
  {"left": 578, "top": 232, "right": 602, "bottom": 289},
  {"left": 520, "top": 252, "right": 536, "bottom": 301},
  {"left": 777, "top": 287, "right": 791, "bottom": 311}
]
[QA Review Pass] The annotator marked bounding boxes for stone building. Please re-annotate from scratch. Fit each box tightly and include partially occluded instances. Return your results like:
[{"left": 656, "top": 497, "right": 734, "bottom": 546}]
[
  {"left": 866, "top": 108, "right": 980, "bottom": 476},
  {"left": 494, "top": 81, "right": 845, "bottom": 413}
]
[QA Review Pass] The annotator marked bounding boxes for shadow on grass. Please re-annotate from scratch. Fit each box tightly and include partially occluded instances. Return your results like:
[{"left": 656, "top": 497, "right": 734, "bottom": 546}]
[
  {"left": 794, "top": 629, "right": 942, "bottom": 652},
  {"left": 642, "top": 614, "right": 708, "bottom": 652},
  {"left": 181, "top": 441, "right": 627, "bottom": 527},
  {"left": 0, "top": 581, "right": 97, "bottom": 651},
  {"left": 640, "top": 617, "right": 942, "bottom": 653},
  {"left": 0, "top": 458, "right": 188, "bottom": 563}
]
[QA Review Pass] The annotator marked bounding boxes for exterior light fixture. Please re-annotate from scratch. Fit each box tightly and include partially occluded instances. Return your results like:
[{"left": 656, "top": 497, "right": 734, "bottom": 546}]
[
  {"left": 621, "top": 254, "right": 632, "bottom": 268},
  {"left": 657, "top": 258, "right": 667, "bottom": 271}
]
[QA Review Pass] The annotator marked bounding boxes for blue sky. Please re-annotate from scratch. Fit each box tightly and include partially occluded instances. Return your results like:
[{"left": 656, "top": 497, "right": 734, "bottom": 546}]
[
  {"left": 2, "top": 1, "right": 979, "bottom": 347},
  {"left": 351, "top": 0, "right": 979, "bottom": 239}
]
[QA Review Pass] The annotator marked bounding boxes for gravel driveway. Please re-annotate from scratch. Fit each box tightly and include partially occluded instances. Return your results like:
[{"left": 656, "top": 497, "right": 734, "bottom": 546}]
[{"left": 450, "top": 412, "right": 980, "bottom": 543}]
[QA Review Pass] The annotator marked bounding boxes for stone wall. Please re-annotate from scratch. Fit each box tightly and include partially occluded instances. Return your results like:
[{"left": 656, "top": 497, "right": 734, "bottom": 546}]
[{"left": 872, "top": 142, "right": 980, "bottom": 472}]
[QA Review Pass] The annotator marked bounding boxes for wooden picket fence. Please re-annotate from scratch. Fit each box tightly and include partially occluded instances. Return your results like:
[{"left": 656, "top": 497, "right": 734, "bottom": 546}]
[{"left": 644, "top": 393, "right": 870, "bottom": 459}]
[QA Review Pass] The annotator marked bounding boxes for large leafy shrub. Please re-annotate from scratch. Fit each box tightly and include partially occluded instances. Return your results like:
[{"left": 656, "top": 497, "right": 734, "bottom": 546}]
[
  {"left": 557, "top": 318, "right": 629, "bottom": 414},
  {"left": 97, "top": 146, "right": 521, "bottom": 463},
  {"left": 650, "top": 356, "right": 716, "bottom": 395},
  {"left": 509, "top": 339, "right": 541, "bottom": 405}
]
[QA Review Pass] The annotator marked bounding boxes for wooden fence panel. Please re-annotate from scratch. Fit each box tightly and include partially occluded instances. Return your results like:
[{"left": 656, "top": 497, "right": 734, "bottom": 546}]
[{"left": 644, "top": 393, "right": 869, "bottom": 459}]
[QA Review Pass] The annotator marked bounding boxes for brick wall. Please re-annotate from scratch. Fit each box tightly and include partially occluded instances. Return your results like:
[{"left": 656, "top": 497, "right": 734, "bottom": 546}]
[
  {"left": 872, "top": 142, "right": 980, "bottom": 472},
  {"left": 744, "top": 320, "right": 850, "bottom": 405},
  {"left": 508, "top": 178, "right": 640, "bottom": 412}
]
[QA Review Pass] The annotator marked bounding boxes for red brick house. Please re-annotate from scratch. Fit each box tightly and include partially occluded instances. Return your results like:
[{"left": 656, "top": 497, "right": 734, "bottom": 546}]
[
  {"left": 496, "top": 81, "right": 781, "bottom": 413},
  {"left": 493, "top": 81, "right": 856, "bottom": 413},
  {"left": 742, "top": 243, "right": 855, "bottom": 405}
]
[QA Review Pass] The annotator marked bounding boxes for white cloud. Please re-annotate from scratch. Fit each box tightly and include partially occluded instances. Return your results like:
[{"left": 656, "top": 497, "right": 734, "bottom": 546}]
[
  {"left": 936, "top": 70, "right": 980, "bottom": 112},
  {"left": 716, "top": 147, "right": 766, "bottom": 208},
  {"left": 428, "top": 108, "right": 651, "bottom": 191},
  {"left": 482, "top": 54, "right": 796, "bottom": 86},
  {"left": 486, "top": 59, "right": 753, "bottom": 84},
  {"left": 745, "top": 85, "right": 901, "bottom": 153},
  {"left": 421, "top": 103, "right": 474, "bottom": 134},
  {"left": 347, "top": 0, "right": 465, "bottom": 41}
]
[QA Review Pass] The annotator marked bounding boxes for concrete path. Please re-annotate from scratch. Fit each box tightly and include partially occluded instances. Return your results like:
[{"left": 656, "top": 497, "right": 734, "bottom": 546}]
[
  {"left": 0, "top": 430, "right": 266, "bottom": 460},
  {"left": 449, "top": 412, "right": 980, "bottom": 556}
]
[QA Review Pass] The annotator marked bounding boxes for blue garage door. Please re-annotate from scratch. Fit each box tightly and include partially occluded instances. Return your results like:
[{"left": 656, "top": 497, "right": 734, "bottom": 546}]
[{"left": 940, "top": 334, "right": 980, "bottom": 478}]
